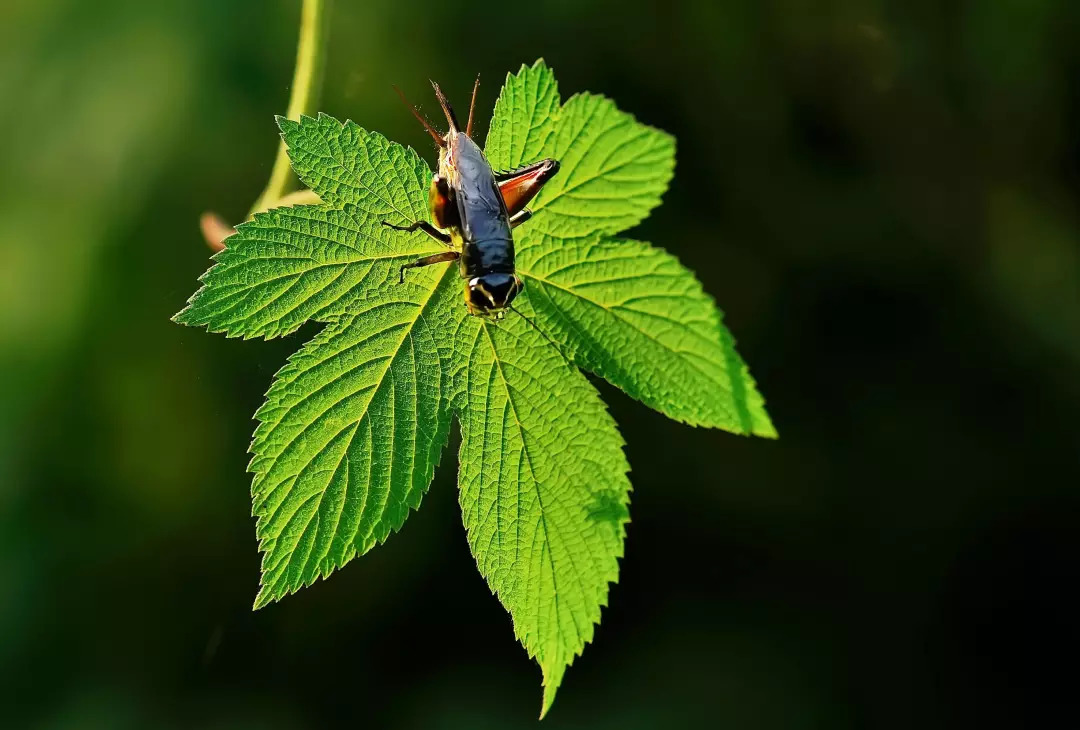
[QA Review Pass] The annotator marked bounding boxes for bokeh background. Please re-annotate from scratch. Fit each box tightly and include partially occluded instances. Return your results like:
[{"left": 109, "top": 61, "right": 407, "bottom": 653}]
[{"left": 3, "top": 0, "right": 1079, "bottom": 727}]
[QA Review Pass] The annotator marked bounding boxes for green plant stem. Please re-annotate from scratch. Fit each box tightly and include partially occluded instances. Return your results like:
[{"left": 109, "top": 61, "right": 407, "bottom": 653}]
[{"left": 249, "top": 0, "right": 332, "bottom": 216}]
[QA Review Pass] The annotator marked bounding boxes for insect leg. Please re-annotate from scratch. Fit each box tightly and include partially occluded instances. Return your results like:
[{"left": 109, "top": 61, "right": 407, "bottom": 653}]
[
  {"left": 382, "top": 219, "right": 452, "bottom": 246},
  {"left": 495, "top": 158, "right": 560, "bottom": 216},
  {"left": 399, "top": 251, "right": 459, "bottom": 284},
  {"left": 509, "top": 209, "right": 533, "bottom": 229}
]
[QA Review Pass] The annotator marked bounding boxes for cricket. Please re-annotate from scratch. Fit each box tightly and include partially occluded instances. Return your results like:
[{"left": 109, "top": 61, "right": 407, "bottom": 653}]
[{"left": 383, "top": 77, "right": 560, "bottom": 319}]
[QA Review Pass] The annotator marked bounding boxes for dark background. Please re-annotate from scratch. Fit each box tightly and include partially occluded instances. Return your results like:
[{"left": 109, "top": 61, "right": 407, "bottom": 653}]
[{"left": 2, "top": 0, "right": 1079, "bottom": 727}]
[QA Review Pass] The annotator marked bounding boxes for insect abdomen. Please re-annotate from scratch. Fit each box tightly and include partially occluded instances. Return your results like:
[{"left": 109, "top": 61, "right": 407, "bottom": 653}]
[{"left": 461, "top": 237, "right": 515, "bottom": 278}]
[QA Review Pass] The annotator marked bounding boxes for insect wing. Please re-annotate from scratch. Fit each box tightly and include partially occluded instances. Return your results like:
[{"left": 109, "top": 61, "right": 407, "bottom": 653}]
[{"left": 495, "top": 159, "right": 560, "bottom": 216}]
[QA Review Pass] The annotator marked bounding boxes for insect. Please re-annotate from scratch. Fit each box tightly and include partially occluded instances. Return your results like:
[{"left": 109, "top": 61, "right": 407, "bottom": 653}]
[{"left": 383, "top": 78, "right": 560, "bottom": 319}]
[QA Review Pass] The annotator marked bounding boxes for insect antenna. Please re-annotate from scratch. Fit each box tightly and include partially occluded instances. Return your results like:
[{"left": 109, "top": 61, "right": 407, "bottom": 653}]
[
  {"left": 430, "top": 81, "right": 461, "bottom": 132},
  {"left": 393, "top": 84, "right": 446, "bottom": 148},
  {"left": 466, "top": 74, "right": 480, "bottom": 138},
  {"left": 507, "top": 303, "right": 574, "bottom": 368}
]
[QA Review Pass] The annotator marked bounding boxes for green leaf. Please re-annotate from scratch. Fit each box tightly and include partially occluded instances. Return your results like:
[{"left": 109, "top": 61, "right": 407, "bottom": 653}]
[
  {"left": 518, "top": 235, "right": 775, "bottom": 436},
  {"left": 486, "top": 60, "right": 562, "bottom": 174},
  {"left": 454, "top": 314, "right": 630, "bottom": 719},
  {"left": 175, "top": 60, "right": 774, "bottom": 716},
  {"left": 486, "top": 59, "right": 676, "bottom": 239},
  {"left": 174, "top": 114, "right": 443, "bottom": 339},
  {"left": 277, "top": 113, "right": 430, "bottom": 221},
  {"left": 172, "top": 205, "right": 444, "bottom": 339},
  {"left": 249, "top": 289, "right": 452, "bottom": 608}
]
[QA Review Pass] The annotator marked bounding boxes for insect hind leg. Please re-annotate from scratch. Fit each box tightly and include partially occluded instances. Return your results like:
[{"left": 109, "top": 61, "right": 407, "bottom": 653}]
[
  {"left": 399, "top": 251, "right": 459, "bottom": 284},
  {"left": 509, "top": 209, "right": 533, "bottom": 229},
  {"left": 382, "top": 219, "right": 452, "bottom": 246}
]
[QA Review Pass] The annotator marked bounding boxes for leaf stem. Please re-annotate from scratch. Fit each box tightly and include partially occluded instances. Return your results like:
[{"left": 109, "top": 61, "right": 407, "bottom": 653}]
[{"left": 249, "top": 0, "right": 333, "bottom": 216}]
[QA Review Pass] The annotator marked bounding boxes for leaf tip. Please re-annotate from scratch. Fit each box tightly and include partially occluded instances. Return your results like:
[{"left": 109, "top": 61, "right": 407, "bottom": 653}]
[
  {"left": 538, "top": 659, "right": 567, "bottom": 720},
  {"left": 171, "top": 305, "right": 203, "bottom": 328},
  {"left": 252, "top": 585, "right": 276, "bottom": 611},
  {"left": 539, "top": 686, "right": 556, "bottom": 720},
  {"left": 754, "top": 416, "right": 779, "bottom": 439},
  {"left": 274, "top": 114, "right": 298, "bottom": 134}
]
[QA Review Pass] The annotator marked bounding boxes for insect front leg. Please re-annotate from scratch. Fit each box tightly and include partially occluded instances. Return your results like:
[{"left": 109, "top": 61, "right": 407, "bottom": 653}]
[
  {"left": 399, "top": 251, "right": 459, "bottom": 284},
  {"left": 381, "top": 175, "right": 458, "bottom": 247}
]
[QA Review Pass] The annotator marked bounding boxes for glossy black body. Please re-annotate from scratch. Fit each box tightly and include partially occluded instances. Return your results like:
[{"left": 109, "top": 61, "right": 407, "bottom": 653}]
[
  {"left": 391, "top": 81, "right": 556, "bottom": 316},
  {"left": 449, "top": 134, "right": 516, "bottom": 279}
]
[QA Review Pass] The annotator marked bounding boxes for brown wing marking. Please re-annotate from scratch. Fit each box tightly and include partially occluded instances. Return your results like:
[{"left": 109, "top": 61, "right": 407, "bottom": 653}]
[{"left": 495, "top": 159, "right": 561, "bottom": 216}]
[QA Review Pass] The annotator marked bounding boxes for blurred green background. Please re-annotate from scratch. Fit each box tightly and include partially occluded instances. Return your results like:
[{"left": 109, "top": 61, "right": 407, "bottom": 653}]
[{"left": 3, "top": 0, "right": 1079, "bottom": 727}]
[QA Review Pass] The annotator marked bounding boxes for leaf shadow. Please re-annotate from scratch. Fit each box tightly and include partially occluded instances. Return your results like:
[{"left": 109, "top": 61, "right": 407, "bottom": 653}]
[{"left": 586, "top": 489, "right": 630, "bottom": 526}]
